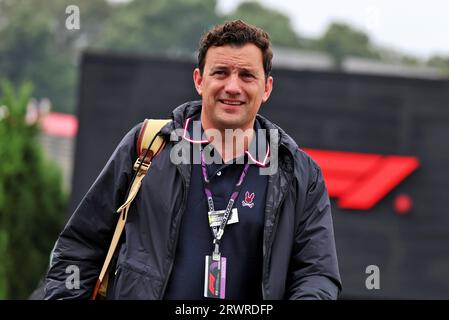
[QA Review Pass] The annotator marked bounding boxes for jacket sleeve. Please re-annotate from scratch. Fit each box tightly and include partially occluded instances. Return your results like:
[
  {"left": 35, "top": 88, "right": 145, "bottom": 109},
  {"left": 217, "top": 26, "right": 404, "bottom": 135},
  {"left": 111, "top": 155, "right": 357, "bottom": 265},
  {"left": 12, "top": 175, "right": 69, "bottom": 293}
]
[
  {"left": 287, "top": 150, "right": 342, "bottom": 300},
  {"left": 43, "top": 124, "right": 141, "bottom": 299}
]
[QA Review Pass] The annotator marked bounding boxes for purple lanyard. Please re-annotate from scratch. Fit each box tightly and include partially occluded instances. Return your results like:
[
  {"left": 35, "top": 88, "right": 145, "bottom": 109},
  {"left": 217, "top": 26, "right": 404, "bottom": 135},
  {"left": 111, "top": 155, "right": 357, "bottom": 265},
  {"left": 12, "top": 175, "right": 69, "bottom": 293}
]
[{"left": 200, "top": 150, "right": 250, "bottom": 247}]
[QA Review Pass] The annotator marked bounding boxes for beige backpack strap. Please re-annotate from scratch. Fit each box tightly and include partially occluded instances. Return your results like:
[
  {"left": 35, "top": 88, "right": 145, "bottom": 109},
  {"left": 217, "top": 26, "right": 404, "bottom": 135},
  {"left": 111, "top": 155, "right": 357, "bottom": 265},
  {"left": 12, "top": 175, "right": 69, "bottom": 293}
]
[{"left": 91, "top": 119, "right": 170, "bottom": 300}]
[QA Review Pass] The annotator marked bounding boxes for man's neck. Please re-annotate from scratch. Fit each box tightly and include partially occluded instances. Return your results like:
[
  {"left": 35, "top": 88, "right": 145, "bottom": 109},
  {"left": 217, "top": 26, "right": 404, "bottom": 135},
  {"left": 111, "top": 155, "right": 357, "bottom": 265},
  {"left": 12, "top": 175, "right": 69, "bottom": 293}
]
[{"left": 202, "top": 122, "right": 255, "bottom": 163}]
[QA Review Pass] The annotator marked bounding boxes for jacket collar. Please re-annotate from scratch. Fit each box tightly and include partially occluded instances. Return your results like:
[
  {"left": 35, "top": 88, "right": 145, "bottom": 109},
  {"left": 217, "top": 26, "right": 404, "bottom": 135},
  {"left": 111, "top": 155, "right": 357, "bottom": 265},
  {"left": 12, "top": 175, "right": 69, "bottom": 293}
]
[
  {"left": 161, "top": 100, "right": 297, "bottom": 172},
  {"left": 180, "top": 113, "right": 270, "bottom": 167}
]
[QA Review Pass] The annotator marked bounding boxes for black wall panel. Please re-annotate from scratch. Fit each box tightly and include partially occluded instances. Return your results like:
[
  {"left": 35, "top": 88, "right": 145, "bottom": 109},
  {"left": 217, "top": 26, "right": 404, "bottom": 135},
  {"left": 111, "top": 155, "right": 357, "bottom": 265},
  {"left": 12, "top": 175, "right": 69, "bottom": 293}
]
[{"left": 72, "top": 51, "right": 449, "bottom": 299}]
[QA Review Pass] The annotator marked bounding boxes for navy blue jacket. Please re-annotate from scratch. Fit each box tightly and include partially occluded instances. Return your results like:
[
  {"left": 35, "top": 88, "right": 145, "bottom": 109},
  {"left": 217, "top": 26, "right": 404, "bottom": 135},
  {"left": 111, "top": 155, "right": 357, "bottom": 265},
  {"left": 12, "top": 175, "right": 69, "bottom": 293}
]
[{"left": 44, "top": 101, "right": 342, "bottom": 299}]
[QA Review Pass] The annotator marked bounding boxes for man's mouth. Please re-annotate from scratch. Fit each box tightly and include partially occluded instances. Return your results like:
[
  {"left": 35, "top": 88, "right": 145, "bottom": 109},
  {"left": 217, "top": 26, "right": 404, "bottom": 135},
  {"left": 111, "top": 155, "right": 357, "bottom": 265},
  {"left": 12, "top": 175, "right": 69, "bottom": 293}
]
[{"left": 218, "top": 99, "right": 245, "bottom": 106}]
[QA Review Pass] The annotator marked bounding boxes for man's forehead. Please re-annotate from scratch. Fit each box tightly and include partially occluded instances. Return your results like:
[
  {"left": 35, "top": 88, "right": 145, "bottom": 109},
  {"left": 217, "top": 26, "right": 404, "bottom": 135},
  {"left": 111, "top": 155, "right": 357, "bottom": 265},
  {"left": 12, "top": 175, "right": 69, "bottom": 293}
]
[{"left": 205, "top": 44, "right": 263, "bottom": 70}]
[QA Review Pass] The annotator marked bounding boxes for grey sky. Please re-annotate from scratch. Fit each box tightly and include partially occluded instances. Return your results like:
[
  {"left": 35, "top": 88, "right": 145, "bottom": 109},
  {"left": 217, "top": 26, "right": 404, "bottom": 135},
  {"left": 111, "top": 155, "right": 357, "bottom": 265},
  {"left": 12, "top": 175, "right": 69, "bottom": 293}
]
[{"left": 217, "top": 0, "right": 449, "bottom": 59}]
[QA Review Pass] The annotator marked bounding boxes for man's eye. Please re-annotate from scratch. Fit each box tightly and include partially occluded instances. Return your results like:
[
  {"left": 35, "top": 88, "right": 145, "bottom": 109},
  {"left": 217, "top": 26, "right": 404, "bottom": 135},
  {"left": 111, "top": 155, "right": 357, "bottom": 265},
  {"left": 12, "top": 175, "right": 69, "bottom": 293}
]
[
  {"left": 242, "top": 73, "right": 255, "bottom": 79},
  {"left": 213, "top": 70, "right": 226, "bottom": 75}
]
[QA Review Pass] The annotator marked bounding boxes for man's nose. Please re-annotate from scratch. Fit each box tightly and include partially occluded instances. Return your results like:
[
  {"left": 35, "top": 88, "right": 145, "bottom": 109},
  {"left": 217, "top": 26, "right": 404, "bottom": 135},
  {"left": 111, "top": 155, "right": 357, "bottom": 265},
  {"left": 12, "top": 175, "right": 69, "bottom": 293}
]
[{"left": 224, "top": 73, "right": 242, "bottom": 96}]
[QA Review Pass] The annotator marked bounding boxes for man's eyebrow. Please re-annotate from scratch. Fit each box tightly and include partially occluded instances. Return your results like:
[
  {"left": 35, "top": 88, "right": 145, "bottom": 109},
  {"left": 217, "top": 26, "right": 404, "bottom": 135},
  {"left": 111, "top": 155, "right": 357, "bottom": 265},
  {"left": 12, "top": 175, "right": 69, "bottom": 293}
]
[
  {"left": 210, "top": 65, "right": 258, "bottom": 74},
  {"left": 211, "top": 65, "right": 229, "bottom": 70},
  {"left": 239, "top": 67, "right": 256, "bottom": 73}
]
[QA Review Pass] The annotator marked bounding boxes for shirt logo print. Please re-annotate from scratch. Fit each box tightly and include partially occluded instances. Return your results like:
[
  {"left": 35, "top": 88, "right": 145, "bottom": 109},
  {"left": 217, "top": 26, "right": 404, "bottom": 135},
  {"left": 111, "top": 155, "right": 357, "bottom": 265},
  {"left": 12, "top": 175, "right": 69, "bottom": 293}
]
[{"left": 242, "top": 191, "right": 255, "bottom": 208}]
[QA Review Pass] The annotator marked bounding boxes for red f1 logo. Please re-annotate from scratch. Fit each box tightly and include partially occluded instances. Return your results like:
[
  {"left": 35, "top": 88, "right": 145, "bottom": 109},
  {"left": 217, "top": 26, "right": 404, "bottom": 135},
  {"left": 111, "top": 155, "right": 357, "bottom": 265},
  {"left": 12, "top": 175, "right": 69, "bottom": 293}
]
[{"left": 304, "top": 149, "right": 420, "bottom": 210}]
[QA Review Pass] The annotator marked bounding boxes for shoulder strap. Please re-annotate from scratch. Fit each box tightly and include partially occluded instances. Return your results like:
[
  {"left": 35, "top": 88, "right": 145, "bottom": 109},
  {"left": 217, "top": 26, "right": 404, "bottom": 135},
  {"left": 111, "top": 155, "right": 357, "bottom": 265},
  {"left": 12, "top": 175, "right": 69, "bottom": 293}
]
[
  {"left": 136, "top": 119, "right": 171, "bottom": 160},
  {"left": 91, "top": 119, "right": 170, "bottom": 300}
]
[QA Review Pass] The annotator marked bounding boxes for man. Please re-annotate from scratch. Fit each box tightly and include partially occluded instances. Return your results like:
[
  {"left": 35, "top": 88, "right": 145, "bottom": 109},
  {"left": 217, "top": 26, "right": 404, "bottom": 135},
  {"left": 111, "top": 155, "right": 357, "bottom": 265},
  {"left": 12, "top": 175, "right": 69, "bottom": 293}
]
[{"left": 44, "top": 20, "right": 341, "bottom": 299}]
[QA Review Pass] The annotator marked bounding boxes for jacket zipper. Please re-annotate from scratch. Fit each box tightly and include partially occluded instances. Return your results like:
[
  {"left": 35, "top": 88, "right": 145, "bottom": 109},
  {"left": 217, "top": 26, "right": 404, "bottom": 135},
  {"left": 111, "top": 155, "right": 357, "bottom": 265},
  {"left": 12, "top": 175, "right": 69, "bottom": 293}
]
[
  {"left": 261, "top": 170, "right": 292, "bottom": 299},
  {"left": 159, "top": 164, "right": 188, "bottom": 298}
]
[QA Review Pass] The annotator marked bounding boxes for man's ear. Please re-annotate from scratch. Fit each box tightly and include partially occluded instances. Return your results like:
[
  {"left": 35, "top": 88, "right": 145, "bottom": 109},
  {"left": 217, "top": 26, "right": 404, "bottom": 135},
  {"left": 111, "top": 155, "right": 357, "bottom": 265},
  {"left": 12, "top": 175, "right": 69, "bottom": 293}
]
[
  {"left": 262, "top": 75, "right": 273, "bottom": 103},
  {"left": 193, "top": 68, "right": 203, "bottom": 96}
]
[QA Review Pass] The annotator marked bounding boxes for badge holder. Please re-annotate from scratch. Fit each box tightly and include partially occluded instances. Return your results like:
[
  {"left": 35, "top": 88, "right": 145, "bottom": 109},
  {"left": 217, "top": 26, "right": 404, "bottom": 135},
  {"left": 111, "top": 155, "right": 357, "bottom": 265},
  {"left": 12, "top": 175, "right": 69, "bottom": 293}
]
[{"left": 204, "top": 243, "right": 227, "bottom": 299}]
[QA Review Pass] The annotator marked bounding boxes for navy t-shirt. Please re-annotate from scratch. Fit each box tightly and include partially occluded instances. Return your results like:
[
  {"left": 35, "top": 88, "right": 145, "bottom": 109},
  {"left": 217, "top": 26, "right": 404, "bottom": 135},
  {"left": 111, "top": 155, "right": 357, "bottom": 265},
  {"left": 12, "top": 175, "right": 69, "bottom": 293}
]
[{"left": 164, "top": 116, "right": 269, "bottom": 300}]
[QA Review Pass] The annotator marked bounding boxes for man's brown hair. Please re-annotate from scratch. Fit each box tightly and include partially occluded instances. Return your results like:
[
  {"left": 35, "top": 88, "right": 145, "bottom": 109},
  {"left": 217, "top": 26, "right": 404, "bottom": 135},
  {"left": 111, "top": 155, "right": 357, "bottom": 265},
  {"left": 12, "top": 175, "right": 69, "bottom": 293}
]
[{"left": 197, "top": 20, "right": 273, "bottom": 79}]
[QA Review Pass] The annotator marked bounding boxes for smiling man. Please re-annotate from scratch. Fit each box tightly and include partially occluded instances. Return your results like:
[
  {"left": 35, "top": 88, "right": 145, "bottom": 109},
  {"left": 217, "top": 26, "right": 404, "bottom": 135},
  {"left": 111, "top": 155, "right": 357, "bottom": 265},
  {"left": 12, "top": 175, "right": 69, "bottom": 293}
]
[{"left": 44, "top": 20, "right": 342, "bottom": 300}]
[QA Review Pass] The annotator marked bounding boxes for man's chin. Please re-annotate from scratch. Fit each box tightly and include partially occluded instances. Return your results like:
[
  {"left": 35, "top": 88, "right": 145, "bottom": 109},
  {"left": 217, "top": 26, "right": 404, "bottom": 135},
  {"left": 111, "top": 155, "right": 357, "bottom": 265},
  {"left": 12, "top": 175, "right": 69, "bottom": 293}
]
[{"left": 213, "top": 116, "right": 246, "bottom": 130}]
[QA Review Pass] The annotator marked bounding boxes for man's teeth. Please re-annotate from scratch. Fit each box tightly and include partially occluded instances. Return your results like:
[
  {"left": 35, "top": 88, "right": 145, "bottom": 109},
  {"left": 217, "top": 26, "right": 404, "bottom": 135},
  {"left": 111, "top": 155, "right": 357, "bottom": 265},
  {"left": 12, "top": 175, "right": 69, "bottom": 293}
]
[{"left": 222, "top": 100, "right": 243, "bottom": 105}]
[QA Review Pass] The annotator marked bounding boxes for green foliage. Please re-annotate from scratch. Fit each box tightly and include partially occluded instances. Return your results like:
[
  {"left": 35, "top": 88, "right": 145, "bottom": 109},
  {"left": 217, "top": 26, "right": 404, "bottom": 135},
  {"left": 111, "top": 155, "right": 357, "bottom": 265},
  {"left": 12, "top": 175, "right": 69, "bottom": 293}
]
[
  {"left": 96, "top": 0, "right": 220, "bottom": 56},
  {"left": 1, "top": 0, "right": 447, "bottom": 117},
  {"left": 225, "top": 1, "right": 303, "bottom": 48},
  {"left": 428, "top": 56, "right": 449, "bottom": 75},
  {"left": 0, "top": 80, "right": 66, "bottom": 299},
  {"left": 313, "top": 22, "right": 381, "bottom": 69},
  {"left": 0, "top": 0, "right": 78, "bottom": 114}
]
